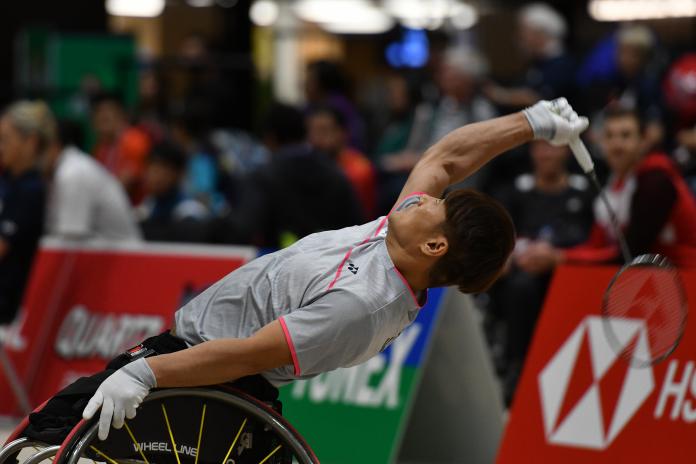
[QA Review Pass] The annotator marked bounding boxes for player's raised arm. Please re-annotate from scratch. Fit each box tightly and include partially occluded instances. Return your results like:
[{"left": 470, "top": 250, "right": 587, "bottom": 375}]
[{"left": 395, "top": 98, "right": 589, "bottom": 205}]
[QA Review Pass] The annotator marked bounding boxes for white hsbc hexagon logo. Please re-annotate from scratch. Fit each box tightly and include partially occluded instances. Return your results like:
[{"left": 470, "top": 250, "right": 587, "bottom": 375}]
[{"left": 538, "top": 316, "right": 654, "bottom": 450}]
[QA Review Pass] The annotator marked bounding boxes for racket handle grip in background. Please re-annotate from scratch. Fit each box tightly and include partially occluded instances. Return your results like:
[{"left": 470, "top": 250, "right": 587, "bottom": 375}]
[{"left": 569, "top": 138, "right": 595, "bottom": 174}]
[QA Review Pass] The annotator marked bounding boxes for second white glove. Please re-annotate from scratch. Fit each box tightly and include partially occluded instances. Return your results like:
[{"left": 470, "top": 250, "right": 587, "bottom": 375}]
[
  {"left": 523, "top": 98, "right": 589, "bottom": 146},
  {"left": 82, "top": 357, "right": 157, "bottom": 440}
]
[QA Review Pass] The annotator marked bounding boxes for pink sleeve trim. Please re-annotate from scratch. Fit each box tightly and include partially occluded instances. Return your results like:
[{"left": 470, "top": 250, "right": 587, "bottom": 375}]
[{"left": 279, "top": 316, "right": 301, "bottom": 376}]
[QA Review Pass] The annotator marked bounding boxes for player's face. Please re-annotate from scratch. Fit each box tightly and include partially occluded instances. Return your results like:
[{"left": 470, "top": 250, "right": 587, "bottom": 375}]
[
  {"left": 388, "top": 193, "right": 448, "bottom": 253},
  {"left": 601, "top": 116, "right": 643, "bottom": 177}
]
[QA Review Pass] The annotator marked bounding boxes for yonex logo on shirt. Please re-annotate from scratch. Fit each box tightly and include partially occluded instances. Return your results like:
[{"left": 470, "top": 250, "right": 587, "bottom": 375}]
[{"left": 347, "top": 262, "right": 359, "bottom": 275}]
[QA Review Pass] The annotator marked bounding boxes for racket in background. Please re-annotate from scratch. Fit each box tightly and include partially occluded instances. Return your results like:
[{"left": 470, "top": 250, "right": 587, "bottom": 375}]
[{"left": 568, "top": 137, "right": 688, "bottom": 367}]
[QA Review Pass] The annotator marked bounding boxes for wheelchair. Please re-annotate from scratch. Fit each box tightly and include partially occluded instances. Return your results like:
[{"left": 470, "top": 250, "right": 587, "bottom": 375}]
[{"left": 0, "top": 386, "right": 319, "bottom": 464}]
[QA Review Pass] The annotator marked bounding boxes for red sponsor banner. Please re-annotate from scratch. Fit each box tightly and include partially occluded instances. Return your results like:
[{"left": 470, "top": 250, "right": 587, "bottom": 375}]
[
  {"left": 0, "top": 240, "right": 256, "bottom": 416},
  {"left": 498, "top": 265, "right": 696, "bottom": 462}
]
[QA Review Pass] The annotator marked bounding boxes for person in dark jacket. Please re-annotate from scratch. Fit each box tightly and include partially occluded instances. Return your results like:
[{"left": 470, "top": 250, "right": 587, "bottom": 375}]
[
  {"left": 221, "top": 103, "right": 363, "bottom": 248},
  {"left": 0, "top": 101, "right": 50, "bottom": 324}
]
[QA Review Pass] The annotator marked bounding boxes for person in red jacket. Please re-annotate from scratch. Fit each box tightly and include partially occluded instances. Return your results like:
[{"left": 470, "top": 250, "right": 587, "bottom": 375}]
[
  {"left": 91, "top": 92, "right": 151, "bottom": 205},
  {"left": 519, "top": 106, "right": 696, "bottom": 271},
  {"left": 306, "top": 105, "right": 377, "bottom": 219}
]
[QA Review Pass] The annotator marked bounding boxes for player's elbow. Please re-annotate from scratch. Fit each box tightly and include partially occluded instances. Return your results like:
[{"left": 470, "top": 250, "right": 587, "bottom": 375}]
[{"left": 241, "top": 335, "right": 293, "bottom": 375}]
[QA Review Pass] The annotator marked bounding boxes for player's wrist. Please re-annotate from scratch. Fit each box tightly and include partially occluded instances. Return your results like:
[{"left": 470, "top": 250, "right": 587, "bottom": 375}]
[
  {"left": 522, "top": 101, "right": 555, "bottom": 141},
  {"left": 123, "top": 357, "right": 157, "bottom": 389},
  {"left": 516, "top": 111, "right": 535, "bottom": 141}
]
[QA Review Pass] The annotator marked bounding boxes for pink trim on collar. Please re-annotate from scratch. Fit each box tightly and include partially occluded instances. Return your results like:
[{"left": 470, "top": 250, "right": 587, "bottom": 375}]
[{"left": 391, "top": 266, "right": 427, "bottom": 308}]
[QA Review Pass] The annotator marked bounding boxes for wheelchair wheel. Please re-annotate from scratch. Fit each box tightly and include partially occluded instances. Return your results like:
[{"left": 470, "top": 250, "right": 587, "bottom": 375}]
[
  {"left": 53, "top": 388, "right": 319, "bottom": 464},
  {"left": 0, "top": 438, "right": 51, "bottom": 464}
]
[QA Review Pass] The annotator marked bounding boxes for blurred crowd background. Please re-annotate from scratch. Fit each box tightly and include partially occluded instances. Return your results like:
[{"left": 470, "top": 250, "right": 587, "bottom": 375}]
[{"left": 2, "top": 0, "right": 696, "bottom": 407}]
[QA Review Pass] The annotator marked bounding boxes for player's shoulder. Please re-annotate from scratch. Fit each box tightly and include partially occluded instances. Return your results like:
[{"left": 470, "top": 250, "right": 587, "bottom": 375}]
[{"left": 293, "top": 216, "right": 385, "bottom": 251}]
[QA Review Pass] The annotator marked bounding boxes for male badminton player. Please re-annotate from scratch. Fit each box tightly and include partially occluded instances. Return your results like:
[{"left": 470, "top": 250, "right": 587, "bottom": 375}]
[{"left": 82, "top": 98, "right": 588, "bottom": 440}]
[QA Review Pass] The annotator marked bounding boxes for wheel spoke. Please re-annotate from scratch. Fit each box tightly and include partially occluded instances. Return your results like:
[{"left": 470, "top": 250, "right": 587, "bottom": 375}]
[
  {"left": 220, "top": 418, "right": 247, "bottom": 464},
  {"left": 89, "top": 445, "right": 119, "bottom": 464},
  {"left": 258, "top": 445, "right": 282, "bottom": 464},
  {"left": 161, "top": 404, "right": 181, "bottom": 464},
  {"left": 194, "top": 403, "right": 206, "bottom": 464},
  {"left": 123, "top": 421, "right": 150, "bottom": 464}
]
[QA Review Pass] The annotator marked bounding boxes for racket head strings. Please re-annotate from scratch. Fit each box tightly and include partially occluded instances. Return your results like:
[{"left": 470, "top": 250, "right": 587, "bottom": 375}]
[{"left": 602, "top": 254, "right": 688, "bottom": 367}]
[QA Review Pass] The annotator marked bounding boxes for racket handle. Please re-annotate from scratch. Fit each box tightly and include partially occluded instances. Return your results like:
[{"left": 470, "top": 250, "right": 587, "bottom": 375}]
[{"left": 569, "top": 138, "right": 595, "bottom": 174}]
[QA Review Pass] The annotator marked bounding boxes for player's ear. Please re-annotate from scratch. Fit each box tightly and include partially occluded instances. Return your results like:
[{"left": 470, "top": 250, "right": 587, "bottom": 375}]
[{"left": 421, "top": 235, "right": 448, "bottom": 258}]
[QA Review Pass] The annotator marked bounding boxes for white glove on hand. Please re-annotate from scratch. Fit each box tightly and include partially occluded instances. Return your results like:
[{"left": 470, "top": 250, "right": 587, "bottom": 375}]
[
  {"left": 523, "top": 98, "right": 589, "bottom": 146},
  {"left": 82, "top": 358, "right": 157, "bottom": 440}
]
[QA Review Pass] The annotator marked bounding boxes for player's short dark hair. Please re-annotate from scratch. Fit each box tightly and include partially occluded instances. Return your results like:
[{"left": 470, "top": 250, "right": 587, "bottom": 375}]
[
  {"left": 603, "top": 104, "right": 644, "bottom": 133},
  {"left": 429, "top": 189, "right": 515, "bottom": 293}
]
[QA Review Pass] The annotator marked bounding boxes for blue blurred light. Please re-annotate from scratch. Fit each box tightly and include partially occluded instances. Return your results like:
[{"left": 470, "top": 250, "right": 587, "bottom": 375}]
[{"left": 385, "top": 28, "right": 429, "bottom": 68}]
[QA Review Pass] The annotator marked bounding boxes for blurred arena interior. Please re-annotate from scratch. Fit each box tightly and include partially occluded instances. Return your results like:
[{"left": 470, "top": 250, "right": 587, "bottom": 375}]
[{"left": 1, "top": 1, "right": 696, "bottom": 463}]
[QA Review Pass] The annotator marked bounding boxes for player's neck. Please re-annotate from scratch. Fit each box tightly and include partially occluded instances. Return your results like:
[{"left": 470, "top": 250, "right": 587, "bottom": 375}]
[{"left": 385, "top": 233, "right": 431, "bottom": 292}]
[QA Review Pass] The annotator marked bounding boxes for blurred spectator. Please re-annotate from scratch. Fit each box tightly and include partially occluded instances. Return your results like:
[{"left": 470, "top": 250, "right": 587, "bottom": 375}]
[
  {"left": 169, "top": 108, "right": 227, "bottom": 214},
  {"left": 489, "top": 141, "right": 594, "bottom": 405},
  {"left": 675, "top": 125, "right": 696, "bottom": 196},
  {"left": 522, "top": 107, "right": 696, "bottom": 270},
  {"left": 91, "top": 92, "right": 151, "bottom": 204},
  {"left": 380, "top": 47, "right": 496, "bottom": 190},
  {"left": 579, "top": 25, "right": 665, "bottom": 153},
  {"left": 177, "top": 33, "right": 240, "bottom": 129},
  {"left": 373, "top": 74, "right": 421, "bottom": 214},
  {"left": 0, "top": 101, "right": 49, "bottom": 324},
  {"left": 135, "top": 68, "right": 168, "bottom": 143},
  {"left": 484, "top": 3, "right": 575, "bottom": 109},
  {"left": 374, "top": 74, "right": 420, "bottom": 159},
  {"left": 664, "top": 53, "right": 696, "bottom": 194},
  {"left": 137, "top": 141, "right": 210, "bottom": 242},
  {"left": 307, "top": 105, "right": 377, "bottom": 218},
  {"left": 44, "top": 120, "right": 141, "bottom": 241},
  {"left": 223, "top": 103, "right": 362, "bottom": 247},
  {"left": 305, "top": 60, "right": 366, "bottom": 150}
]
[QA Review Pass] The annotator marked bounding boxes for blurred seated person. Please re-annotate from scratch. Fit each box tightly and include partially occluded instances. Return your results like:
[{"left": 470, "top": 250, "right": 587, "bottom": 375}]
[
  {"left": 91, "top": 92, "right": 151, "bottom": 204},
  {"left": 664, "top": 53, "right": 696, "bottom": 196},
  {"left": 579, "top": 25, "right": 665, "bottom": 153},
  {"left": 489, "top": 141, "right": 594, "bottom": 405},
  {"left": 521, "top": 107, "right": 696, "bottom": 270},
  {"left": 373, "top": 74, "right": 420, "bottom": 215},
  {"left": 484, "top": 3, "right": 575, "bottom": 109},
  {"left": 382, "top": 47, "right": 496, "bottom": 191},
  {"left": 169, "top": 107, "right": 227, "bottom": 214},
  {"left": 307, "top": 105, "right": 376, "bottom": 218},
  {"left": 220, "top": 103, "right": 363, "bottom": 247},
  {"left": 675, "top": 123, "right": 696, "bottom": 196},
  {"left": 45, "top": 119, "right": 141, "bottom": 241},
  {"left": 137, "top": 141, "right": 210, "bottom": 242},
  {"left": 0, "top": 101, "right": 49, "bottom": 324},
  {"left": 305, "top": 60, "right": 366, "bottom": 150}
]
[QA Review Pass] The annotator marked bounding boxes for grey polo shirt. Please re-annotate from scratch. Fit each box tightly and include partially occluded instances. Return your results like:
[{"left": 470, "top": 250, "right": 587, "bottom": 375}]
[{"left": 174, "top": 193, "right": 427, "bottom": 386}]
